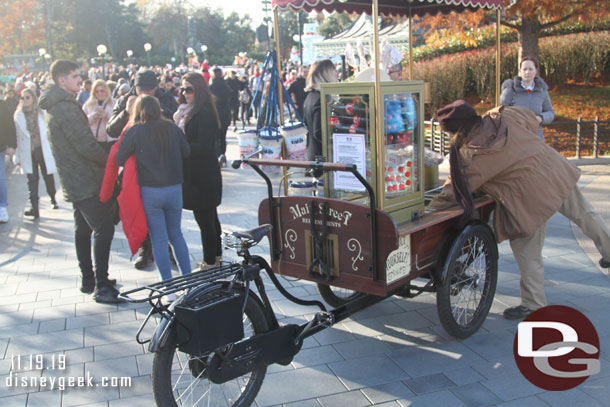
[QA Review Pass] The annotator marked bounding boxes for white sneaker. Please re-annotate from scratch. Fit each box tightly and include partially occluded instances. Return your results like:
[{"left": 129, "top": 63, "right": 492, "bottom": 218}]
[{"left": 0, "top": 207, "right": 8, "bottom": 223}]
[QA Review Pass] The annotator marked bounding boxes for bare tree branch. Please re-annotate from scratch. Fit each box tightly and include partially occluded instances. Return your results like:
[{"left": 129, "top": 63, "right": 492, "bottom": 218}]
[
  {"left": 539, "top": 12, "right": 578, "bottom": 30},
  {"left": 500, "top": 20, "right": 521, "bottom": 30}
]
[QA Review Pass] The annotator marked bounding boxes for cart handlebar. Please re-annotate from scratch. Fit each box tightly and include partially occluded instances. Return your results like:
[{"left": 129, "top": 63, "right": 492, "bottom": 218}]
[
  {"left": 236, "top": 158, "right": 356, "bottom": 173},
  {"left": 232, "top": 151, "right": 356, "bottom": 174}
]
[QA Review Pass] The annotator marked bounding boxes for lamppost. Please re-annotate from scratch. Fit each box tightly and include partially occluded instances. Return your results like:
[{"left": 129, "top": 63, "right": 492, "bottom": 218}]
[
  {"left": 143, "top": 43, "right": 152, "bottom": 67},
  {"left": 38, "top": 48, "right": 47, "bottom": 69},
  {"left": 97, "top": 44, "right": 107, "bottom": 79},
  {"left": 126, "top": 49, "right": 133, "bottom": 65},
  {"left": 200, "top": 44, "right": 207, "bottom": 64}
]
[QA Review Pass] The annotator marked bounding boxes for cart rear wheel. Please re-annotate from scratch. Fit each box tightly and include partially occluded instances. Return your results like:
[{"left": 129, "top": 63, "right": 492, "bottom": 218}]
[
  {"left": 317, "top": 284, "right": 360, "bottom": 308},
  {"left": 436, "top": 223, "right": 498, "bottom": 339},
  {"left": 151, "top": 284, "right": 269, "bottom": 406}
]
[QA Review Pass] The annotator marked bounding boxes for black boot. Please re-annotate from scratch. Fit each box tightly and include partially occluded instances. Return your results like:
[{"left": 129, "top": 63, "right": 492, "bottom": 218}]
[
  {"left": 134, "top": 237, "right": 154, "bottom": 269},
  {"left": 24, "top": 200, "right": 39, "bottom": 218},
  {"left": 50, "top": 196, "right": 58, "bottom": 210}
]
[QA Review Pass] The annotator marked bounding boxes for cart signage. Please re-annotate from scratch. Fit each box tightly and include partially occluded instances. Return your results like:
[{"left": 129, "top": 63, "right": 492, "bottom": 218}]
[
  {"left": 385, "top": 235, "right": 411, "bottom": 284},
  {"left": 289, "top": 203, "right": 353, "bottom": 228},
  {"left": 332, "top": 133, "right": 367, "bottom": 191}
]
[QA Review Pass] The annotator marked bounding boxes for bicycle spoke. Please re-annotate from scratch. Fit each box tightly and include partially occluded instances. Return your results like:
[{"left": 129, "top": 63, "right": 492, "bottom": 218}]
[{"left": 450, "top": 236, "right": 490, "bottom": 327}]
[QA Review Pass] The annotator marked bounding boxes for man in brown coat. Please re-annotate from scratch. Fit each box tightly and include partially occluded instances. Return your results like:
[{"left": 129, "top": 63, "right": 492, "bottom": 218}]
[{"left": 430, "top": 101, "right": 610, "bottom": 319}]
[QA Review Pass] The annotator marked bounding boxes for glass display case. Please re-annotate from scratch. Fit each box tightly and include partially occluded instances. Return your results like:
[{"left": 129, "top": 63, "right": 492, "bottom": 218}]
[{"left": 321, "top": 81, "right": 425, "bottom": 224}]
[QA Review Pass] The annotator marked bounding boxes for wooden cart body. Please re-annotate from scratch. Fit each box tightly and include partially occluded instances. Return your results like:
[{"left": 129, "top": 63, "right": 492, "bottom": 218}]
[{"left": 259, "top": 194, "right": 494, "bottom": 296}]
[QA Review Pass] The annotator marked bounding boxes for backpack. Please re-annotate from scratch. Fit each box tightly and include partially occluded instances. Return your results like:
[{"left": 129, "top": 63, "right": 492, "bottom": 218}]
[{"left": 239, "top": 89, "right": 251, "bottom": 104}]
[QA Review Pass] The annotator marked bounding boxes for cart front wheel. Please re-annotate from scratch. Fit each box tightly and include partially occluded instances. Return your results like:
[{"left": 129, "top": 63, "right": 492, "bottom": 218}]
[
  {"left": 317, "top": 283, "right": 360, "bottom": 308},
  {"left": 436, "top": 223, "right": 498, "bottom": 339},
  {"left": 151, "top": 284, "right": 269, "bottom": 407}
]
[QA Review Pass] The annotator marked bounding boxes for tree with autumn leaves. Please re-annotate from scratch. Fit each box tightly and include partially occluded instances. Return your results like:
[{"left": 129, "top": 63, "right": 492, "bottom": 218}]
[
  {"left": 0, "top": 0, "right": 44, "bottom": 55},
  {"left": 502, "top": 0, "right": 610, "bottom": 62},
  {"left": 423, "top": 0, "right": 610, "bottom": 65}
]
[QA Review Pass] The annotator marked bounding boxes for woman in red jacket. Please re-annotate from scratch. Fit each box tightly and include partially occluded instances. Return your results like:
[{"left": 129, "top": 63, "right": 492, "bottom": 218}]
[{"left": 116, "top": 95, "right": 191, "bottom": 281}]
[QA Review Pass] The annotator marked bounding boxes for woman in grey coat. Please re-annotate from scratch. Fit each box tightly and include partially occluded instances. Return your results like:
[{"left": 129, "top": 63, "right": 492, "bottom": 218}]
[{"left": 500, "top": 56, "right": 554, "bottom": 141}]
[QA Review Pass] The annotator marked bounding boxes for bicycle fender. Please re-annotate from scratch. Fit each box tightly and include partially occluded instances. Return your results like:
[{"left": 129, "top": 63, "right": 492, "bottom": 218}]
[{"left": 148, "top": 312, "right": 176, "bottom": 353}]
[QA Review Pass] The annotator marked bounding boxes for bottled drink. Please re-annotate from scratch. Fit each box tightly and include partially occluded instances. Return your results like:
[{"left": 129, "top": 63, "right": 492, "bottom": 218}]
[
  {"left": 331, "top": 102, "right": 367, "bottom": 117},
  {"left": 332, "top": 123, "right": 368, "bottom": 135}
]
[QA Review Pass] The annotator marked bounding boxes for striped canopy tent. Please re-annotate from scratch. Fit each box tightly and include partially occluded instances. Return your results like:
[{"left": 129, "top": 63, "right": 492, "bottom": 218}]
[
  {"left": 314, "top": 13, "right": 416, "bottom": 57},
  {"left": 273, "top": 0, "right": 501, "bottom": 17}
]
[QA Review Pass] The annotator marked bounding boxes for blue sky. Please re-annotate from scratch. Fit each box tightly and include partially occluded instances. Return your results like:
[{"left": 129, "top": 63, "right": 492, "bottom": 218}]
[{"left": 191, "top": 0, "right": 269, "bottom": 28}]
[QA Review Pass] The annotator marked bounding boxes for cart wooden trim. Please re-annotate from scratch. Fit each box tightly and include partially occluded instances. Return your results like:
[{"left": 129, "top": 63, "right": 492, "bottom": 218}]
[{"left": 258, "top": 191, "right": 494, "bottom": 297}]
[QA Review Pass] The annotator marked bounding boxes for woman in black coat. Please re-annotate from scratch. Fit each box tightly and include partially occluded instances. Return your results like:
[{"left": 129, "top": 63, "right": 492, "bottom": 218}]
[
  {"left": 174, "top": 72, "right": 223, "bottom": 269},
  {"left": 303, "top": 59, "right": 338, "bottom": 161}
]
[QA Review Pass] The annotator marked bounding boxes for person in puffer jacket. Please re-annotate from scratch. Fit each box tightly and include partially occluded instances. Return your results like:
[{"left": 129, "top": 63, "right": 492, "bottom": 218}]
[
  {"left": 39, "top": 59, "right": 120, "bottom": 304},
  {"left": 500, "top": 56, "right": 554, "bottom": 141}
]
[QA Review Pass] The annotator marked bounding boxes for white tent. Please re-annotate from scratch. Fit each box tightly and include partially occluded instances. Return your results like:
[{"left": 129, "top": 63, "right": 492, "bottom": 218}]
[{"left": 314, "top": 14, "right": 415, "bottom": 58}]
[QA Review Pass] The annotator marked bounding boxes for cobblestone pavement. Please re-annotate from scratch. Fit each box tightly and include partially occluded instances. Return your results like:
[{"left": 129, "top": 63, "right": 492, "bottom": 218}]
[{"left": 0, "top": 128, "right": 609, "bottom": 406}]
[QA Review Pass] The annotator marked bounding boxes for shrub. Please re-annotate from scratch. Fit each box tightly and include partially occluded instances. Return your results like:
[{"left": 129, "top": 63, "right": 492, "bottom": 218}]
[
  {"left": 413, "top": 53, "right": 469, "bottom": 111},
  {"left": 413, "top": 31, "right": 610, "bottom": 110}
]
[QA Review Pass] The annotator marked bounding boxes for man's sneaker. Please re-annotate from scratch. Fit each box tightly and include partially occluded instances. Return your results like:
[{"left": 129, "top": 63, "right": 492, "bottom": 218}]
[
  {"left": 99, "top": 278, "right": 117, "bottom": 287},
  {"left": 503, "top": 305, "right": 533, "bottom": 320},
  {"left": 0, "top": 207, "right": 8, "bottom": 223},
  {"left": 599, "top": 258, "right": 610, "bottom": 268},
  {"left": 93, "top": 285, "right": 123, "bottom": 304},
  {"left": 80, "top": 280, "right": 95, "bottom": 294},
  {"left": 24, "top": 207, "right": 39, "bottom": 218}
]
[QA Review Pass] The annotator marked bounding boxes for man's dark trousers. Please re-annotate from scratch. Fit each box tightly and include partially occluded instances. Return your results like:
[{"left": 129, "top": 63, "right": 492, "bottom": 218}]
[{"left": 73, "top": 196, "right": 115, "bottom": 286}]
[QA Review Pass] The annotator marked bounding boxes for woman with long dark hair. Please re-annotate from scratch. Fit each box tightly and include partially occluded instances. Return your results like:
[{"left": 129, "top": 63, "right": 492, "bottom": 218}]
[
  {"left": 116, "top": 95, "right": 191, "bottom": 281},
  {"left": 174, "top": 72, "right": 223, "bottom": 269}
]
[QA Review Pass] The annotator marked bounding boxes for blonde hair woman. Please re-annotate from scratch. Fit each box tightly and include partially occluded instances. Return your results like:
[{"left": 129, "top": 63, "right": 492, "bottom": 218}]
[
  {"left": 14, "top": 88, "right": 57, "bottom": 218},
  {"left": 303, "top": 59, "right": 338, "bottom": 161},
  {"left": 83, "top": 79, "right": 115, "bottom": 152}
]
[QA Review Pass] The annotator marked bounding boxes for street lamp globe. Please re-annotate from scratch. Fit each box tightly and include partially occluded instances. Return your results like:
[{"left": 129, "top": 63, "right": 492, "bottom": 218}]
[
  {"left": 126, "top": 49, "right": 133, "bottom": 57},
  {"left": 44, "top": 54, "right": 51, "bottom": 61},
  {"left": 38, "top": 48, "right": 46, "bottom": 57},
  {"left": 186, "top": 47, "right": 194, "bottom": 55},
  {"left": 97, "top": 44, "right": 107, "bottom": 55},
  {"left": 200, "top": 45, "right": 208, "bottom": 53},
  {"left": 143, "top": 43, "right": 152, "bottom": 52}
]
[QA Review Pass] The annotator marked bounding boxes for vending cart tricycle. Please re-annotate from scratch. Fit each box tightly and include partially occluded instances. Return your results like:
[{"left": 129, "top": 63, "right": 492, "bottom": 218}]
[{"left": 119, "top": 1, "right": 504, "bottom": 406}]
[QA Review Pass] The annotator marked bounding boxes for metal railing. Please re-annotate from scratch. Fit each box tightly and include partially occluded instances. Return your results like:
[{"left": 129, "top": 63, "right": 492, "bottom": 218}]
[{"left": 424, "top": 117, "right": 610, "bottom": 158}]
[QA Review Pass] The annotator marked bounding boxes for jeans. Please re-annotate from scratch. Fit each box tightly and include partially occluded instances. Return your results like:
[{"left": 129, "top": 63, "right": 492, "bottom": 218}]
[
  {"left": 193, "top": 207, "right": 222, "bottom": 265},
  {"left": 27, "top": 147, "right": 56, "bottom": 205},
  {"left": 141, "top": 184, "right": 191, "bottom": 281},
  {"left": 0, "top": 151, "right": 6, "bottom": 207},
  {"left": 73, "top": 196, "right": 115, "bottom": 285}
]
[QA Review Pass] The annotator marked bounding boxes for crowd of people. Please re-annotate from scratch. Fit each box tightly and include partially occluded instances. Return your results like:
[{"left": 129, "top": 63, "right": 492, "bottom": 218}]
[
  {"left": 0, "top": 59, "right": 311, "bottom": 303},
  {"left": 2, "top": 54, "right": 608, "bottom": 320}
]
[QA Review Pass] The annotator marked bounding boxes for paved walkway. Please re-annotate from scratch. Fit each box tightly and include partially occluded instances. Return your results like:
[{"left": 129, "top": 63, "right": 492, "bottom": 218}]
[{"left": 0, "top": 129, "right": 609, "bottom": 406}]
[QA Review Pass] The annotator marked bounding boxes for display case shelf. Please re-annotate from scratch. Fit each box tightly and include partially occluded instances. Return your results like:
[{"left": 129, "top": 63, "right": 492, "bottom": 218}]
[{"left": 321, "top": 81, "right": 425, "bottom": 224}]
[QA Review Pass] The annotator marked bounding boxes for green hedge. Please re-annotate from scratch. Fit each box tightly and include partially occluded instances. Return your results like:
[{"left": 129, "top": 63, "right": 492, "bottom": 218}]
[{"left": 412, "top": 31, "right": 610, "bottom": 112}]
